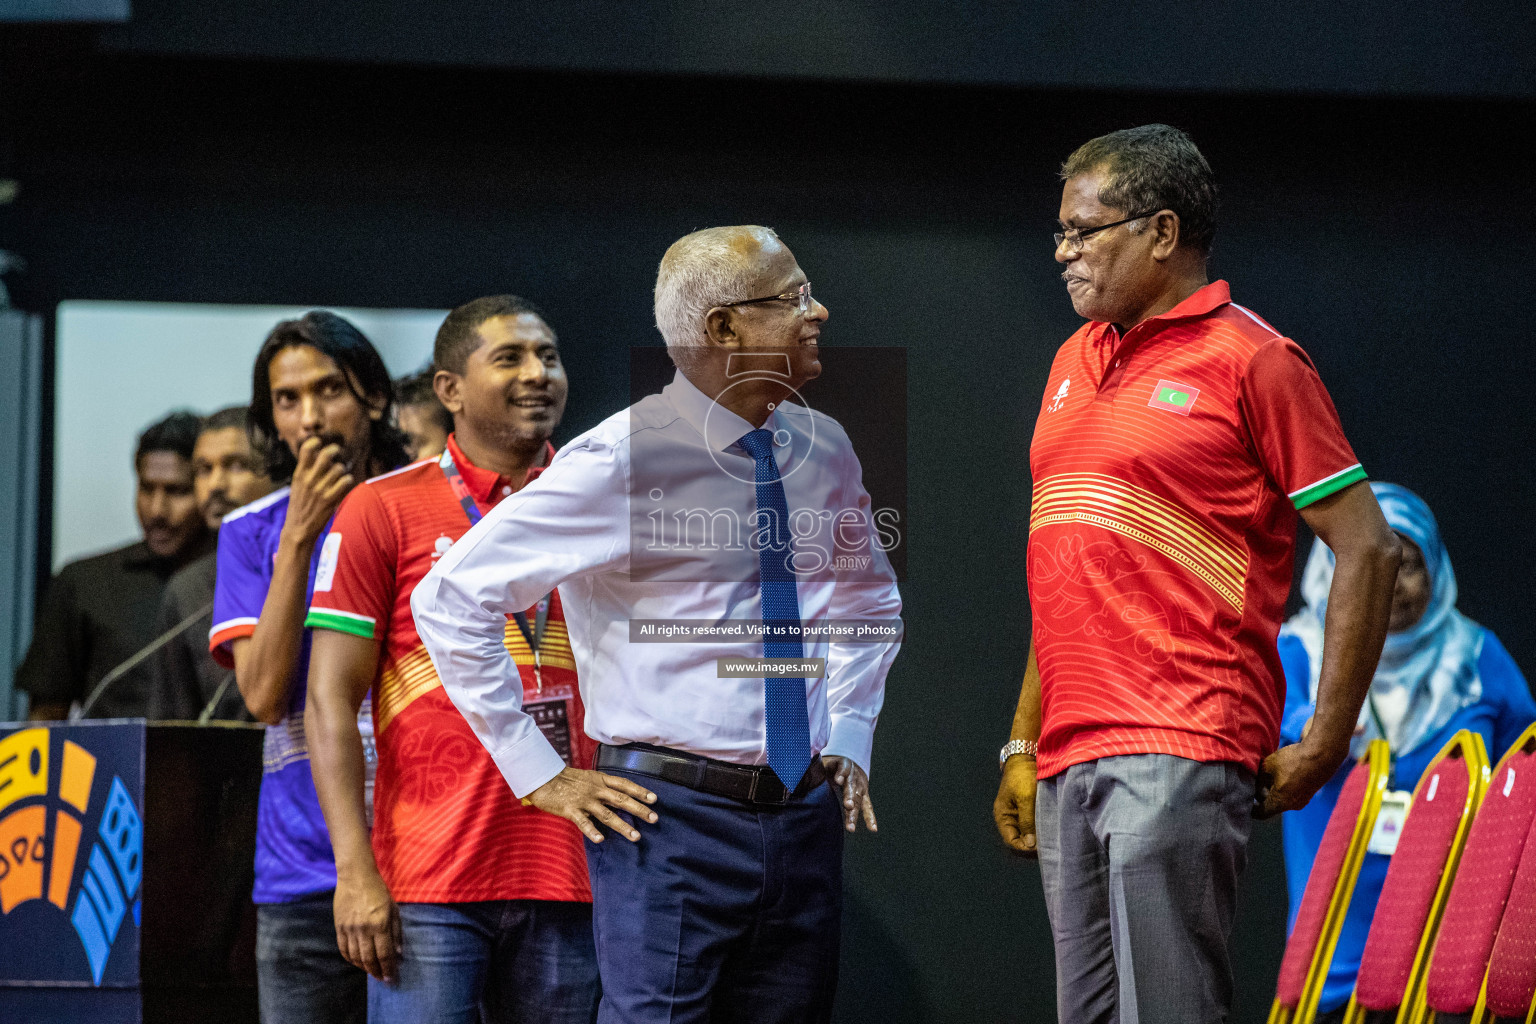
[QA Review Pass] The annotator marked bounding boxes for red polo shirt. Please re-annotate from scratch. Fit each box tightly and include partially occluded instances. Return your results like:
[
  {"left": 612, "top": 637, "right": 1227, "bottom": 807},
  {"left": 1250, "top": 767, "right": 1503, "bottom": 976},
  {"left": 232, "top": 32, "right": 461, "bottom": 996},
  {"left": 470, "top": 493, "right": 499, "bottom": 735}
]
[
  {"left": 305, "top": 435, "right": 594, "bottom": 903},
  {"left": 1028, "top": 280, "right": 1365, "bottom": 779}
]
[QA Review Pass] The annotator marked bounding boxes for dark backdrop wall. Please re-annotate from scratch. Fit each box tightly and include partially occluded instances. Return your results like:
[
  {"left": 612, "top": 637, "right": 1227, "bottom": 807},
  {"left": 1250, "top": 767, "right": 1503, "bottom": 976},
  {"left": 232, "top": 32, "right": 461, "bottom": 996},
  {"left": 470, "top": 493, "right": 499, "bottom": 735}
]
[
  {"left": 92, "top": 0, "right": 1536, "bottom": 98},
  {"left": 2, "top": 23, "right": 1534, "bottom": 1023}
]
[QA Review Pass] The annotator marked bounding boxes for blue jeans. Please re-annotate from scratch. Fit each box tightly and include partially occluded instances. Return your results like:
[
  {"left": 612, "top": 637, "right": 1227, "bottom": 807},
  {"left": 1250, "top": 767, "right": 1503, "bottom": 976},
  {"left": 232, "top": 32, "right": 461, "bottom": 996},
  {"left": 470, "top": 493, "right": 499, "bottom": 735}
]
[
  {"left": 586, "top": 770, "right": 844, "bottom": 1024},
  {"left": 256, "top": 893, "right": 368, "bottom": 1024},
  {"left": 367, "top": 900, "right": 599, "bottom": 1024}
]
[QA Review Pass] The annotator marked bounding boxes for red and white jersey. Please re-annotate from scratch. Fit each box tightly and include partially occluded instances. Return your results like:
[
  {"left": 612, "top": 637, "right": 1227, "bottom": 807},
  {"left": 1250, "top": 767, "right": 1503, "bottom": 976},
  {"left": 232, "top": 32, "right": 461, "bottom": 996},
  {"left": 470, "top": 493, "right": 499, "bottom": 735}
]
[
  {"left": 1028, "top": 280, "right": 1365, "bottom": 778},
  {"left": 306, "top": 436, "right": 593, "bottom": 903}
]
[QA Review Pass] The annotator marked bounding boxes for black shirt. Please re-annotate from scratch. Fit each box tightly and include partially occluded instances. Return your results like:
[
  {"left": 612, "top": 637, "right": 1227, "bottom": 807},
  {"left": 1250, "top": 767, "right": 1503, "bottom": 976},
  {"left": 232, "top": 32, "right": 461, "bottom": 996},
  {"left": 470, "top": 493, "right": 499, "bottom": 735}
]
[
  {"left": 18, "top": 538, "right": 212, "bottom": 718},
  {"left": 148, "top": 550, "right": 253, "bottom": 722}
]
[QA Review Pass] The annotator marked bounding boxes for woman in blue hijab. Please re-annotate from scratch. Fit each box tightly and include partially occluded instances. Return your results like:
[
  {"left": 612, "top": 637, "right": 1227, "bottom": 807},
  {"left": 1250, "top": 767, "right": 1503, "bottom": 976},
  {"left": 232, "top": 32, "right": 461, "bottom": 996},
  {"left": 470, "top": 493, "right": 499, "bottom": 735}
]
[{"left": 1279, "top": 482, "right": 1535, "bottom": 1020}]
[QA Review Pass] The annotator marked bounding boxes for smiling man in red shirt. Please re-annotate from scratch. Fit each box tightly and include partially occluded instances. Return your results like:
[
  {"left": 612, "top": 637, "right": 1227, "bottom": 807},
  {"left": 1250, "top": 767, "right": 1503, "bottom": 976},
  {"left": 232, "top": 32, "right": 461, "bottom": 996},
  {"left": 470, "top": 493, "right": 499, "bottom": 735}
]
[
  {"left": 303, "top": 296, "right": 621, "bottom": 1023},
  {"left": 992, "top": 125, "right": 1402, "bottom": 1024}
]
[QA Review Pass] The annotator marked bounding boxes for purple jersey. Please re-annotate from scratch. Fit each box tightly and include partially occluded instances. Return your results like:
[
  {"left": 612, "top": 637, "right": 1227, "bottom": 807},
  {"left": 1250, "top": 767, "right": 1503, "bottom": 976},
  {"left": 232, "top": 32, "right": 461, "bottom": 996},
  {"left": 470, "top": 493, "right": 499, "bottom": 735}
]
[{"left": 211, "top": 488, "right": 353, "bottom": 903}]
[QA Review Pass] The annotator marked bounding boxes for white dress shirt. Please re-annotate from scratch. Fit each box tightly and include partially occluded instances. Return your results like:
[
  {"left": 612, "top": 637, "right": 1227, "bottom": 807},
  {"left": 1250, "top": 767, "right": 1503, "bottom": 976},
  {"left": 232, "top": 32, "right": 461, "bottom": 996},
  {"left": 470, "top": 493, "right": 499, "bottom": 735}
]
[{"left": 412, "top": 371, "right": 903, "bottom": 797}]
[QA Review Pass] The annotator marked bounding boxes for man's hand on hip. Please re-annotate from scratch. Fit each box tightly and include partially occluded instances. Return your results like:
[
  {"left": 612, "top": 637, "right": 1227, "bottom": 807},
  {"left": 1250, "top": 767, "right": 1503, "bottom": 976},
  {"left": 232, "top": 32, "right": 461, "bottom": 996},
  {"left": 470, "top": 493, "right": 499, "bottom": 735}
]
[
  {"left": 993, "top": 757, "right": 1038, "bottom": 857},
  {"left": 1254, "top": 734, "right": 1350, "bottom": 819},
  {"left": 333, "top": 868, "right": 401, "bottom": 982},
  {"left": 823, "top": 755, "right": 877, "bottom": 833},
  {"left": 527, "top": 767, "right": 658, "bottom": 843}
]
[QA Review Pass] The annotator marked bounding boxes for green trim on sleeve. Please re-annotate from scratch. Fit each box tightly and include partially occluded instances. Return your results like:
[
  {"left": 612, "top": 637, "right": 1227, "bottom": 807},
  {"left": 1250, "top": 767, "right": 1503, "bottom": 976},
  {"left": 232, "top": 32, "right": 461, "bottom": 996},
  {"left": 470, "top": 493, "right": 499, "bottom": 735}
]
[
  {"left": 1289, "top": 464, "right": 1367, "bottom": 510},
  {"left": 304, "top": 608, "right": 377, "bottom": 639}
]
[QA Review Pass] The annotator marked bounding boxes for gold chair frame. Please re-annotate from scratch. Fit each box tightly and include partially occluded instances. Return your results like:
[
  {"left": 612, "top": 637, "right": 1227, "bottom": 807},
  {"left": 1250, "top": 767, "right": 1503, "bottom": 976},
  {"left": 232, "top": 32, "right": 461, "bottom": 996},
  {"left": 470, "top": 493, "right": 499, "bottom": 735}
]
[
  {"left": 1270, "top": 739, "right": 1392, "bottom": 1024},
  {"left": 1460, "top": 725, "right": 1536, "bottom": 1024},
  {"left": 1339, "top": 729, "right": 1490, "bottom": 1024}
]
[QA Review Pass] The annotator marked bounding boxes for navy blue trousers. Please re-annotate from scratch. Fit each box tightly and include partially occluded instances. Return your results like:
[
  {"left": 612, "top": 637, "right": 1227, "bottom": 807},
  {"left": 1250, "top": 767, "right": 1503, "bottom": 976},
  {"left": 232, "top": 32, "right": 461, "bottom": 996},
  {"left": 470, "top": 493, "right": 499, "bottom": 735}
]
[{"left": 586, "top": 769, "right": 844, "bottom": 1024}]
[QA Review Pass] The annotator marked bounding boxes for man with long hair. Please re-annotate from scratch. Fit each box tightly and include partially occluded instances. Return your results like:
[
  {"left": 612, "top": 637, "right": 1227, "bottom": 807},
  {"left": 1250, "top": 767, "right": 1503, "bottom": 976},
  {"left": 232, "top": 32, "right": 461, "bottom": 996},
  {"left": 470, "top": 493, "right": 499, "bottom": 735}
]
[{"left": 209, "top": 311, "right": 408, "bottom": 1024}]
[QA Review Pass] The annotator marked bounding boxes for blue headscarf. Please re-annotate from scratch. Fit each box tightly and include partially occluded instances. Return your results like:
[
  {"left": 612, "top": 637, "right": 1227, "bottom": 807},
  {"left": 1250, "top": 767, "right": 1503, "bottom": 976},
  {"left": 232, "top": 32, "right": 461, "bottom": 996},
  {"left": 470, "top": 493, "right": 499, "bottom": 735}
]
[{"left": 1281, "top": 482, "right": 1485, "bottom": 756}]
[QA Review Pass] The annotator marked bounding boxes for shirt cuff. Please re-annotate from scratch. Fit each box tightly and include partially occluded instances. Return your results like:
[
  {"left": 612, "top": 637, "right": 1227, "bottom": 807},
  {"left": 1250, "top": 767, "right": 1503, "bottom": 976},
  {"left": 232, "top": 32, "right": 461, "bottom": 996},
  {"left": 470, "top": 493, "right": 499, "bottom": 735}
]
[
  {"left": 304, "top": 608, "right": 377, "bottom": 640},
  {"left": 1289, "top": 464, "right": 1367, "bottom": 510},
  {"left": 823, "top": 715, "right": 876, "bottom": 778},
  {"left": 491, "top": 729, "right": 568, "bottom": 799},
  {"left": 208, "top": 618, "right": 258, "bottom": 669}
]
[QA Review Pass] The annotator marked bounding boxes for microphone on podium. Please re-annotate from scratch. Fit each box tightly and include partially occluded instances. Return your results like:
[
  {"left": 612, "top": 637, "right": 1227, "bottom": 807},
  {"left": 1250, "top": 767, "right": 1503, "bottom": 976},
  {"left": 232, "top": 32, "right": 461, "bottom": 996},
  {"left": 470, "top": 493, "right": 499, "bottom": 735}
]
[
  {"left": 197, "top": 671, "right": 238, "bottom": 724},
  {"left": 72, "top": 601, "right": 214, "bottom": 720}
]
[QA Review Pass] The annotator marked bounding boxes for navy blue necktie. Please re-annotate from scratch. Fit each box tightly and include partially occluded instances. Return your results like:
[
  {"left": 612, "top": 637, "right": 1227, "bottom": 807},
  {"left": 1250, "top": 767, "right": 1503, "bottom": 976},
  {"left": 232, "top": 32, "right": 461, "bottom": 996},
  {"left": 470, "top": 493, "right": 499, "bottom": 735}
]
[{"left": 737, "top": 428, "right": 812, "bottom": 790}]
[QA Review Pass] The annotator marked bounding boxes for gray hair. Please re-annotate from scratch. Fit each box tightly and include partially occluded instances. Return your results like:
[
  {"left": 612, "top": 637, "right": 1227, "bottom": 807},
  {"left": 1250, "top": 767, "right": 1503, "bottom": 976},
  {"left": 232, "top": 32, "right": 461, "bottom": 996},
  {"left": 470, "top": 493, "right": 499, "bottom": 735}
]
[{"left": 654, "top": 226, "right": 783, "bottom": 353}]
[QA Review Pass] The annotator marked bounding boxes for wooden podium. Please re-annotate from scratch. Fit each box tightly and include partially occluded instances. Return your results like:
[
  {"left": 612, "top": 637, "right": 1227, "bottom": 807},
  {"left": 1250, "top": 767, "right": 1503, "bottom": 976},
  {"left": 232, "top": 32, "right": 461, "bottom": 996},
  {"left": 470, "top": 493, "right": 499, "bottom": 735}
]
[{"left": 0, "top": 720, "right": 263, "bottom": 1023}]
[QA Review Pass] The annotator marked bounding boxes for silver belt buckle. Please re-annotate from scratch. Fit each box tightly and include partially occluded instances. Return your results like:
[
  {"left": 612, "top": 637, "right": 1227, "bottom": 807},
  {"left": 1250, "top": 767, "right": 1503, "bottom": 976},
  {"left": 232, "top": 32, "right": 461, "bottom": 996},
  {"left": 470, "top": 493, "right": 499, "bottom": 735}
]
[{"left": 749, "top": 767, "right": 790, "bottom": 805}]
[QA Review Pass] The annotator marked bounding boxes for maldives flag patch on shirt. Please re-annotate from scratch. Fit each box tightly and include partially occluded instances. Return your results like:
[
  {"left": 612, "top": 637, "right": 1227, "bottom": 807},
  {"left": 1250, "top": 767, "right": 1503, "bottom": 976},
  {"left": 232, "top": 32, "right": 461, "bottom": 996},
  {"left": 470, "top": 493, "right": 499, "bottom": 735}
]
[{"left": 1148, "top": 380, "right": 1200, "bottom": 416}]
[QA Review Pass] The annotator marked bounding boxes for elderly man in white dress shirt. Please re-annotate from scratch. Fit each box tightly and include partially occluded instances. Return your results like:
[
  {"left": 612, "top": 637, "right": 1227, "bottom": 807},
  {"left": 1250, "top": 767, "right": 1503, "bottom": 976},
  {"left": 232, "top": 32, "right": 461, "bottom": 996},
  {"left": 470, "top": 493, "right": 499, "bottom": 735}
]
[{"left": 412, "top": 225, "right": 902, "bottom": 1023}]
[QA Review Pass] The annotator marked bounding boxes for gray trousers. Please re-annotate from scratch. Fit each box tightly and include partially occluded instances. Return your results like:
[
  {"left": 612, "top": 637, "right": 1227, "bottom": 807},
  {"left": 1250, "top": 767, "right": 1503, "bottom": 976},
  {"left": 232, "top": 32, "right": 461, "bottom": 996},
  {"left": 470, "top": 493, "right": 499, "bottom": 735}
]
[{"left": 1037, "top": 754, "right": 1255, "bottom": 1024}]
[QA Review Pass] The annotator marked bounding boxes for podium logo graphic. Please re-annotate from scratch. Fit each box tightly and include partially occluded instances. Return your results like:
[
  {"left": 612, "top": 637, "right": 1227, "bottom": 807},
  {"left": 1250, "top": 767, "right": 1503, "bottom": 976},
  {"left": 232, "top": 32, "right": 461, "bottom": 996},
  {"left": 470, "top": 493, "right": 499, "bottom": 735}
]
[{"left": 0, "top": 727, "right": 143, "bottom": 984}]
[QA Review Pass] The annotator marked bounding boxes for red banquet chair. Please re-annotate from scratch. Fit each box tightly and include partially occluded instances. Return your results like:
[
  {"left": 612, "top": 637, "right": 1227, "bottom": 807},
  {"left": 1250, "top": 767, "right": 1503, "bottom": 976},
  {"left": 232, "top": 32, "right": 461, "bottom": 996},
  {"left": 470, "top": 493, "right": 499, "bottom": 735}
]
[
  {"left": 1412, "top": 723, "right": 1536, "bottom": 1024},
  {"left": 1475, "top": 755, "right": 1536, "bottom": 1023},
  {"left": 1341, "top": 730, "right": 1491, "bottom": 1024},
  {"left": 1270, "top": 740, "right": 1392, "bottom": 1024}
]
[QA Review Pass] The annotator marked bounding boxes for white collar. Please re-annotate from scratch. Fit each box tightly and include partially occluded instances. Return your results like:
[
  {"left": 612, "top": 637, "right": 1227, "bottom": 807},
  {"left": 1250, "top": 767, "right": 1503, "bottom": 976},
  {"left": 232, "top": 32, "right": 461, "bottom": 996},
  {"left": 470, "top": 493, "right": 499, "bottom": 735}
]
[{"left": 663, "top": 370, "right": 783, "bottom": 456}]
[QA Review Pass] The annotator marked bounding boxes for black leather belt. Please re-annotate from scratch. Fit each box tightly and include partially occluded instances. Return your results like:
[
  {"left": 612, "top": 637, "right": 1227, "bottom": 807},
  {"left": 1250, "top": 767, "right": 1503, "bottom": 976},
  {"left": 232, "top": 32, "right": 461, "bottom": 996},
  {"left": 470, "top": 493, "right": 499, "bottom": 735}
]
[{"left": 595, "top": 743, "right": 826, "bottom": 805}]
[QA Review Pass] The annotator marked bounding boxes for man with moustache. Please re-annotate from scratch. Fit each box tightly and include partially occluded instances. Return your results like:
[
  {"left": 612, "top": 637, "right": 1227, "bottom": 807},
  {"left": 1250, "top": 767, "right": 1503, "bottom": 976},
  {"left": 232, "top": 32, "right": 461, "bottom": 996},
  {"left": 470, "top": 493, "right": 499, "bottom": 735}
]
[
  {"left": 19, "top": 410, "right": 211, "bottom": 720},
  {"left": 306, "top": 296, "right": 601, "bottom": 1022},
  {"left": 991, "top": 124, "right": 1402, "bottom": 1023},
  {"left": 210, "top": 311, "right": 408, "bottom": 1024},
  {"left": 150, "top": 405, "right": 276, "bottom": 722},
  {"left": 413, "top": 228, "right": 902, "bottom": 1022}
]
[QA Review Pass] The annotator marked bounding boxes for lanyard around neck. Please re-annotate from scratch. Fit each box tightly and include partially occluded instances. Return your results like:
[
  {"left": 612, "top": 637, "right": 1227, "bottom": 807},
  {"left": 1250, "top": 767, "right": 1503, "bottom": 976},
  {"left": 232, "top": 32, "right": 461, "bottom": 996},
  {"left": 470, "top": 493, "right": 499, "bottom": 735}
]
[
  {"left": 438, "top": 446, "right": 486, "bottom": 528},
  {"left": 439, "top": 447, "right": 551, "bottom": 691}
]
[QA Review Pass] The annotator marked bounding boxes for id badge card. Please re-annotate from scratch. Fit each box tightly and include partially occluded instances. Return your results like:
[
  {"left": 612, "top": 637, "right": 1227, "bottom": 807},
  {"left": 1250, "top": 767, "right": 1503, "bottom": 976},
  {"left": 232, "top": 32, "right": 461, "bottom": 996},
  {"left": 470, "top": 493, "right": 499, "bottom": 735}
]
[
  {"left": 1367, "top": 790, "right": 1413, "bottom": 856},
  {"left": 524, "top": 680, "right": 577, "bottom": 768}
]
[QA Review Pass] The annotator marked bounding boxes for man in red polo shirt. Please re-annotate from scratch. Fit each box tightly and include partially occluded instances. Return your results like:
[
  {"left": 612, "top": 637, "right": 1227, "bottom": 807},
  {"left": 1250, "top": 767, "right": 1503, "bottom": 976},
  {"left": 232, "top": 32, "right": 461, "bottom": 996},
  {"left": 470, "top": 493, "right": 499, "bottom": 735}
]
[
  {"left": 992, "top": 125, "right": 1402, "bottom": 1023},
  {"left": 303, "top": 295, "right": 608, "bottom": 1023}
]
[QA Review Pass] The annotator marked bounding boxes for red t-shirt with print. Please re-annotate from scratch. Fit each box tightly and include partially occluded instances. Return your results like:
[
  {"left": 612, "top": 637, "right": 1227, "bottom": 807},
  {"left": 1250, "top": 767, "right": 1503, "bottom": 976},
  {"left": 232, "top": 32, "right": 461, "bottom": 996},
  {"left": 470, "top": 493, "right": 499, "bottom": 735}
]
[
  {"left": 306, "top": 436, "right": 593, "bottom": 902},
  {"left": 1028, "top": 281, "right": 1366, "bottom": 779}
]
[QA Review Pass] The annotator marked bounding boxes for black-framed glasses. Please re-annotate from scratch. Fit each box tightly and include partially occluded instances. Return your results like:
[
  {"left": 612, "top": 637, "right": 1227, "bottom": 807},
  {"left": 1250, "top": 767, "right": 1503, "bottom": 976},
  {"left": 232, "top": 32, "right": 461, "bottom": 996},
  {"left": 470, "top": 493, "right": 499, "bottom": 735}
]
[
  {"left": 717, "top": 281, "right": 814, "bottom": 316},
  {"left": 1054, "top": 212, "right": 1161, "bottom": 254}
]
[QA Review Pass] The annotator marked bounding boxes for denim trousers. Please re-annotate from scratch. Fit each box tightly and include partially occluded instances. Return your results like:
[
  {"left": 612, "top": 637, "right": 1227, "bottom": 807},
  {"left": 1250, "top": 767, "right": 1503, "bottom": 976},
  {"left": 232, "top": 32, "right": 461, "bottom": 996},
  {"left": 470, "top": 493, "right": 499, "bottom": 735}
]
[
  {"left": 256, "top": 892, "right": 367, "bottom": 1024},
  {"left": 367, "top": 898, "right": 600, "bottom": 1024},
  {"left": 1036, "top": 753, "right": 1255, "bottom": 1024}
]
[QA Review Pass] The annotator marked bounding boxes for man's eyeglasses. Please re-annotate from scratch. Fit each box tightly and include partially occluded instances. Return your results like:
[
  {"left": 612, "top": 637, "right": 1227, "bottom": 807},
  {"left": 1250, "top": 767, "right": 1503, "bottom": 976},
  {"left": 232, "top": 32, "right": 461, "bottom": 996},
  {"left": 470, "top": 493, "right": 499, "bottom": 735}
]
[
  {"left": 1054, "top": 212, "right": 1161, "bottom": 254},
  {"left": 717, "top": 281, "right": 814, "bottom": 316}
]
